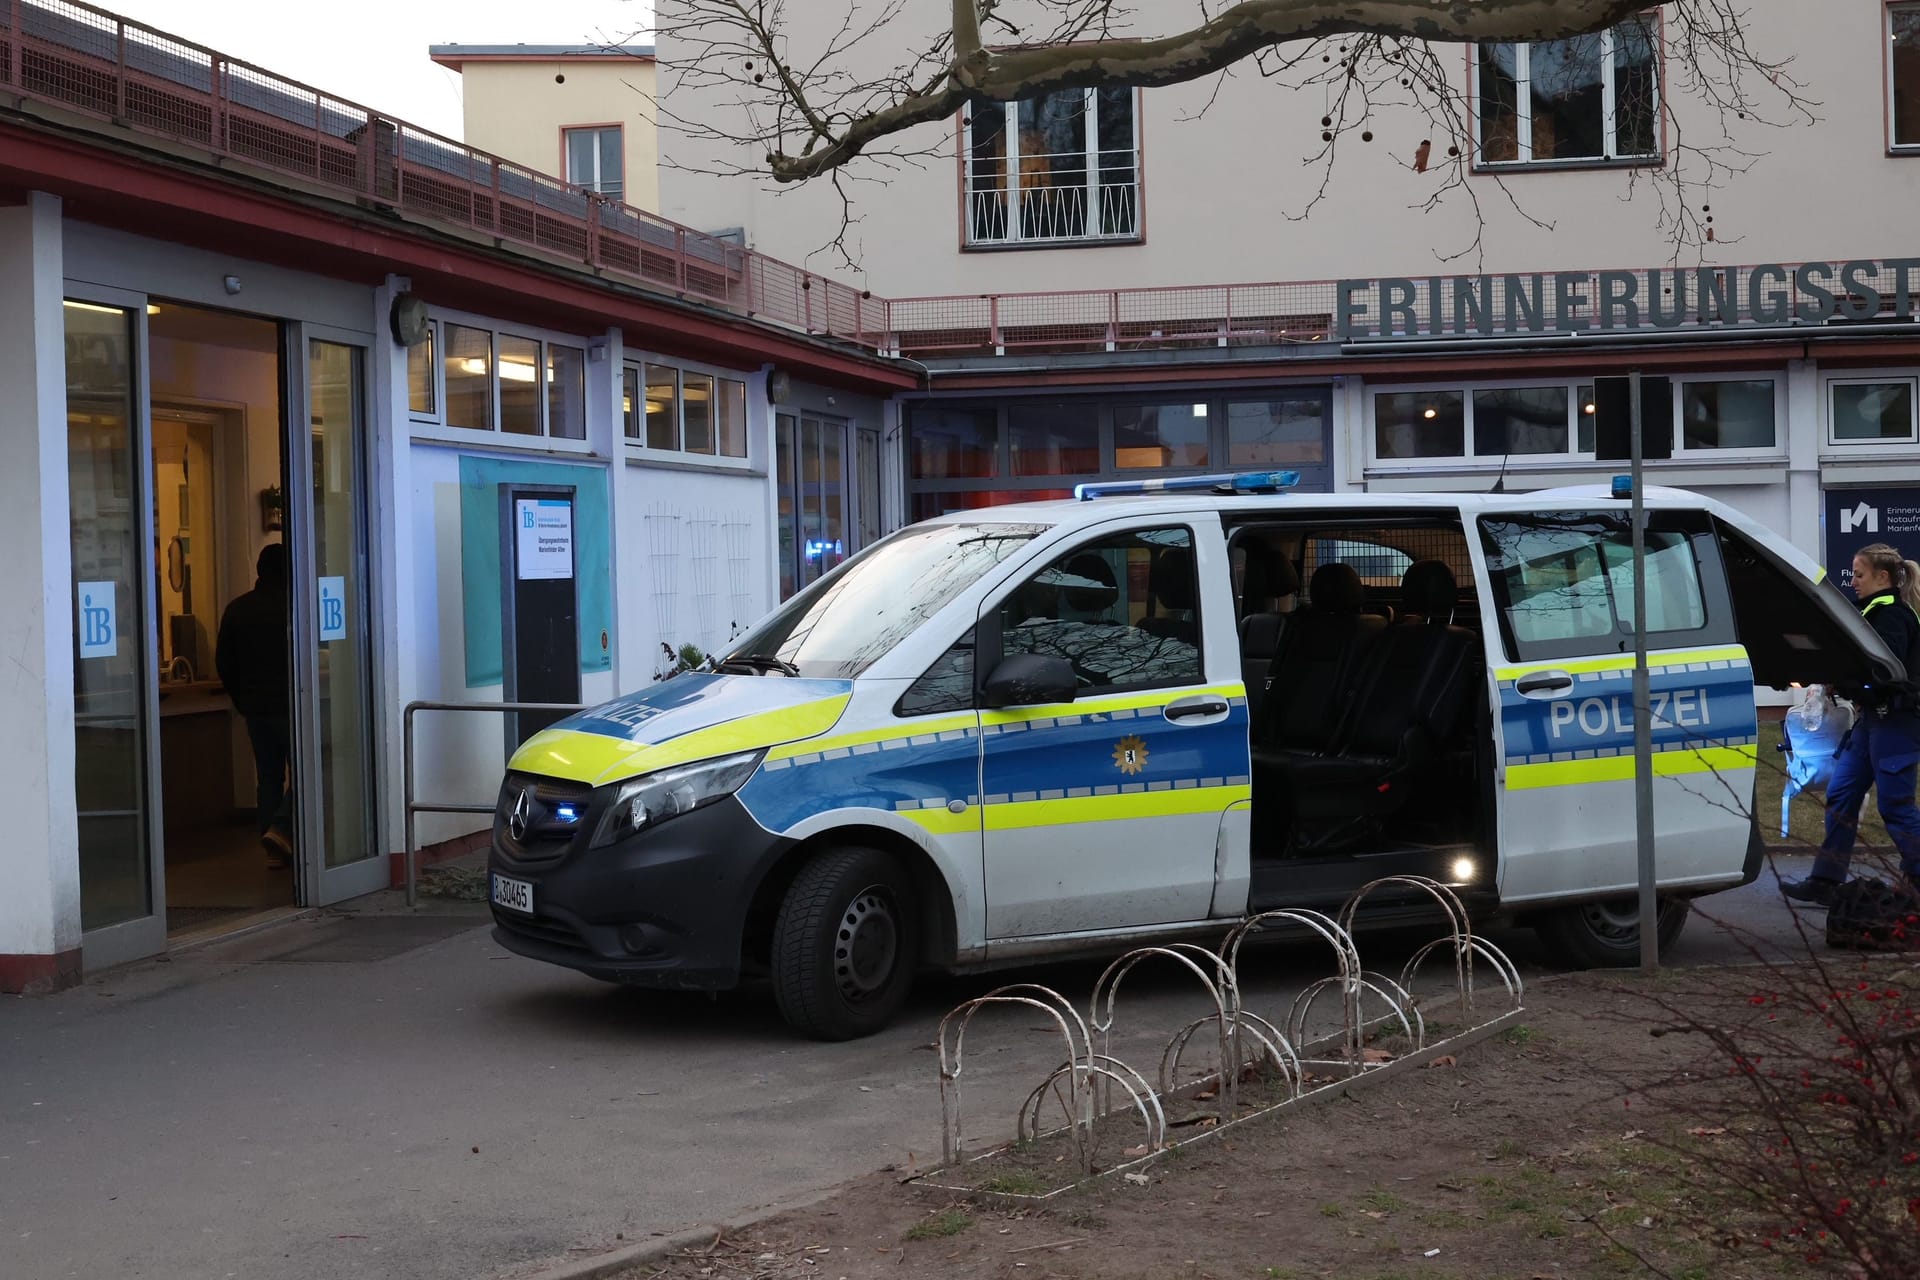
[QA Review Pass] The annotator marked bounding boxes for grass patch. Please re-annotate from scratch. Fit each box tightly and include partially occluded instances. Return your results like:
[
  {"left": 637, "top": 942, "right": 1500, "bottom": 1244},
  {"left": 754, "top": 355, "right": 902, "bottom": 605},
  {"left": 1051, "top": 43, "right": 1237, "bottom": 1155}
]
[
  {"left": 1489, "top": 1138, "right": 1525, "bottom": 1160},
  {"left": 1501, "top": 1025, "right": 1537, "bottom": 1047},
  {"left": 1318, "top": 1202, "right": 1344, "bottom": 1218},
  {"left": 1359, "top": 1189, "right": 1406, "bottom": 1214},
  {"left": 903, "top": 1209, "right": 972, "bottom": 1241},
  {"left": 975, "top": 1170, "right": 1047, "bottom": 1196}
]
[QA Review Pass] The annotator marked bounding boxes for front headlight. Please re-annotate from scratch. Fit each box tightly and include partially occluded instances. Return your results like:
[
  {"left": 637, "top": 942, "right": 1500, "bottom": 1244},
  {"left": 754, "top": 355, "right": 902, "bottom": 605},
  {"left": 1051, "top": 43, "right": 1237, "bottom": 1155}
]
[{"left": 588, "top": 750, "right": 764, "bottom": 848}]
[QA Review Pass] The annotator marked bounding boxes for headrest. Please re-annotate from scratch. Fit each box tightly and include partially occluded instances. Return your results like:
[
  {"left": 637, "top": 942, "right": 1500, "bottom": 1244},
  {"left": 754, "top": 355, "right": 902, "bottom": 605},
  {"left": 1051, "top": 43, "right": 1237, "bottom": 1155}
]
[
  {"left": 1401, "top": 559, "right": 1458, "bottom": 621},
  {"left": 1241, "top": 545, "right": 1301, "bottom": 604},
  {"left": 1059, "top": 552, "right": 1118, "bottom": 612},
  {"left": 1308, "top": 561, "right": 1365, "bottom": 613},
  {"left": 1151, "top": 547, "right": 1197, "bottom": 612},
  {"left": 1239, "top": 612, "right": 1286, "bottom": 656}
]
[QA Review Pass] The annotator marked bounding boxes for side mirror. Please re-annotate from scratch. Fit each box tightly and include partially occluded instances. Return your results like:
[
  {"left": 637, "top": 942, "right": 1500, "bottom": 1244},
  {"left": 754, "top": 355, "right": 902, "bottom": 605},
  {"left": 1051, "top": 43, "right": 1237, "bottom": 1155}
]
[{"left": 982, "top": 653, "right": 1077, "bottom": 709}]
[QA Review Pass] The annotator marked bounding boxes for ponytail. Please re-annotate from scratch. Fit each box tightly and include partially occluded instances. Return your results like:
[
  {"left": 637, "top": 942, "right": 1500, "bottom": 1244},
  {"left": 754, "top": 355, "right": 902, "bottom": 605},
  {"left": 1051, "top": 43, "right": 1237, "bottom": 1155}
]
[{"left": 1856, "top": 543, "right": 1920, "bottom": 614}]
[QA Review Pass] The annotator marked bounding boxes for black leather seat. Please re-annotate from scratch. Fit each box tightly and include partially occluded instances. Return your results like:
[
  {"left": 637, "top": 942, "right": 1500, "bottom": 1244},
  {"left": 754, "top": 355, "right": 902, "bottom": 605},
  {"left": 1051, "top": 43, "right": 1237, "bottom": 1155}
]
[
  {"left": 1253, "top": 562, "right": 1386, "bottom": 758},
  {"left": 1274, "top": 560, "right": 1481, "bottom": 854},
  {"left": 1236, "top": 549, "right": 1301, "bottom": 722},
  {"left": 1138, "top": 546, "right": 1199, "bottom": 645}
]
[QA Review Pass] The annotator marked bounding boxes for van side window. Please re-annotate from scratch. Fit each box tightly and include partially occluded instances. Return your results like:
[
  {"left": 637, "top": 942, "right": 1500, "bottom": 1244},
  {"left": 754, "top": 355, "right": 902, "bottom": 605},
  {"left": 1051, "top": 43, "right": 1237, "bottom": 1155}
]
[
  {"left": 997, "top": 526, "right": 1202, "bottom": 692},
  {"left": 1482, "top": 514, "right": 1709, "bottom": 660},
  {"left": 896, "top": 627, "right": 975, "bottom": 717}
]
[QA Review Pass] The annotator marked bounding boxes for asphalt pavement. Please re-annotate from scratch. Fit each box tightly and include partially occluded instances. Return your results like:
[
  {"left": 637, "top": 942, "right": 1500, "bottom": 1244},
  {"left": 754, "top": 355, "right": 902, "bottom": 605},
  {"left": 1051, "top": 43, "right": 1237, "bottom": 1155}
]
[{"left": 0, "top": 852, "right": 1830, "bottom": 1280}]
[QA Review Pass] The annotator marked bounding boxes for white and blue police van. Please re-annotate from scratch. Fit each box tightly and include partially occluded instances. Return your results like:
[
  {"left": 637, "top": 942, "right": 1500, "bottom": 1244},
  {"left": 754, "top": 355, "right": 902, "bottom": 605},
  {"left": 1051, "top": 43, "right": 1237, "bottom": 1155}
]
[{"left": 487, "top": 475, "right": 1896, "bottom": 1039}]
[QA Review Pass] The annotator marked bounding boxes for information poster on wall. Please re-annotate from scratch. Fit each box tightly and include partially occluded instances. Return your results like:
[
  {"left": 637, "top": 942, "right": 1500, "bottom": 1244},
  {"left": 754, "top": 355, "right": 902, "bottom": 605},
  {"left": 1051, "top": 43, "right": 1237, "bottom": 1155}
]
[
  {"left": 515, "top": 498, "right": 574, "bottom": 581},
  {"left": 1823, "top": 487, "right": 1920, "bottom": 593},
  {"left": 318, "top": 576, "right": 347, "bottom": 642},
  {"left": 77, "top": 581, "right": 117, "bottom": 659}
]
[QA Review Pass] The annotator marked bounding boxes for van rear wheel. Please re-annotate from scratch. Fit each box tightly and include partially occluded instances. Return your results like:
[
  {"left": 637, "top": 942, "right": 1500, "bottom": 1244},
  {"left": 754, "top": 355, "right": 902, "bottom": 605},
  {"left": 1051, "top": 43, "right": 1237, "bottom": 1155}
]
[
  {"left": 1535, "top": 896, "right": 1690, "bottom": 969},
  {"left": 771, "top": 846, "right": 918, "bottom": 1041}
]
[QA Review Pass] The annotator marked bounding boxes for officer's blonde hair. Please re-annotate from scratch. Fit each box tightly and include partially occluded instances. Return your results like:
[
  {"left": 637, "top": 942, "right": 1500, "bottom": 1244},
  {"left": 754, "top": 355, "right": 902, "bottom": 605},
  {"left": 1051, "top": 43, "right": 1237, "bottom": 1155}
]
[{"left": 1856, "top": 542, "right": 1920, "bottom": 615}]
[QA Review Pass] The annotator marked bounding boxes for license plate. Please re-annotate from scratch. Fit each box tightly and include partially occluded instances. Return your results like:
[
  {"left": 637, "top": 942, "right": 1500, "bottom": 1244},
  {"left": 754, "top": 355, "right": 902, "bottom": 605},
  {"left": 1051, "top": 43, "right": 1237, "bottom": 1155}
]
[{"left": 491, "top": 873, "right": 534, "bottom": 914}]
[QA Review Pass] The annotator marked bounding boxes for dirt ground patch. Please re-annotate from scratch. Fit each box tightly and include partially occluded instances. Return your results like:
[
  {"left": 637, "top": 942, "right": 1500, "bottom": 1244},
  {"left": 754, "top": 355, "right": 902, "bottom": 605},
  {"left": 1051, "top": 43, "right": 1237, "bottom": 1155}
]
[{"left": 618, "top": 972, "right": 1839, "bottom": 1280}]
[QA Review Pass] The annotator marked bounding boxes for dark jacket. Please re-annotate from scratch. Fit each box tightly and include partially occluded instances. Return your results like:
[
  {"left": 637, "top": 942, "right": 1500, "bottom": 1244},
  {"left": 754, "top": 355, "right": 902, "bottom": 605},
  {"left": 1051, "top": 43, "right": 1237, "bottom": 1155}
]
[
  {"left": 1859, "top": 591, "right": 1920, "bottom": 709},
  {"left": 216, "top": 577, "right": 289, "bottom": 719}
]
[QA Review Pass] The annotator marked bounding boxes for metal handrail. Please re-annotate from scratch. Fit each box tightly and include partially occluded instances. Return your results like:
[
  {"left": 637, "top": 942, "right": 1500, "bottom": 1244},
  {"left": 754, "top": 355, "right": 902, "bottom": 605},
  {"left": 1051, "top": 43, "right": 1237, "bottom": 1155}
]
[{"left": 401, "top": 699, "right": 587, "bottom": 908}]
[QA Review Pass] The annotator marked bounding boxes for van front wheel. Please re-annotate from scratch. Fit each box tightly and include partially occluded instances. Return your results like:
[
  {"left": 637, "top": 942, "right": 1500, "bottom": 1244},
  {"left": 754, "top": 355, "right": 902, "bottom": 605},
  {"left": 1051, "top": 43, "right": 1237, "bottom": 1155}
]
[
  {"left": 1535, "top": 896, "right": 1690, "bottom": 969},
  {"left": 771, "top": 846, "right": 918, "bottom": 1041}
]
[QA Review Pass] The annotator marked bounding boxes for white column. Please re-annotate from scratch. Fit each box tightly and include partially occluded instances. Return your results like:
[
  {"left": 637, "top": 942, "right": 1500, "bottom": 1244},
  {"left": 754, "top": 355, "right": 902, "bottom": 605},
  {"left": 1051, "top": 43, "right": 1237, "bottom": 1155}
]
[
  {"left": 1785, "top": 357, "right": 1823, "bottom": 561},
  {"left": 0, "top": 193, "right": 81, "bottom": 991},
  {"left": 370, "top": 277, "right": 416, "bottom": 861}
]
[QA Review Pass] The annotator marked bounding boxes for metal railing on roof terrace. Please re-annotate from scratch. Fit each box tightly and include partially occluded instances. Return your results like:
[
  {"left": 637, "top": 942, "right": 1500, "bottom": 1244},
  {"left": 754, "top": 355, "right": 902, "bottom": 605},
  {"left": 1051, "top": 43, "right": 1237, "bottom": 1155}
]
[{"left": 0, "top": 0, "right": 889, "bottom": 348}]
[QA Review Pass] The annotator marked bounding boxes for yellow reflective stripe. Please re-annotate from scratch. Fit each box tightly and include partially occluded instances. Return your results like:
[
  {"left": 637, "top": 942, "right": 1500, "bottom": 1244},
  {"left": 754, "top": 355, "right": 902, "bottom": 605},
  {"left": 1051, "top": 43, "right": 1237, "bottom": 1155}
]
[
  {"left": 981, "top": 683, "right": 1247, "bottom": 726},
  {"left": 1816, "top": 566, "right": 1828, "bottom": 584},
  {"left": 511, "top": 694, "right": 852, "bottom": 786},
  {"left": 898, "top": 807, "right": 980, "bottom": 837},
  {"left": 767, "top": 712, "right": 980, "bottom": 761},
  {"left": 982, "top": 784, "right": 1250, "bottom": 830},
  {"left": 1505, "top": 743, "right": 1758, "bottom": 791},
  {"left": 1493, "top": 646, "right": 1749, "bottom": 682}
]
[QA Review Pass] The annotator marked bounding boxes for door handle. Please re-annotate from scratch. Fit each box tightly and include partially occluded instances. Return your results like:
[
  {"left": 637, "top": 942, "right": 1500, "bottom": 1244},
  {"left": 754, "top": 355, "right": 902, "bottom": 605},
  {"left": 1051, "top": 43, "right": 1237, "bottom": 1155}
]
[
  {"left": 1515, "top": 670, "right": 1575, "bottom": 700},
  {"left": 1164, "top": 695, "right": 1230, "bottom": 722}
]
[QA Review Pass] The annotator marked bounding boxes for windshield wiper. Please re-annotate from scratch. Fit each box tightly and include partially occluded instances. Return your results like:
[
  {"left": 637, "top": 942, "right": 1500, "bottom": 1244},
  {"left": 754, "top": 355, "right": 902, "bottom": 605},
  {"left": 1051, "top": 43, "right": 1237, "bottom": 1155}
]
[{"left": 717, "top": 654, "right": 802, "bottom": 677}]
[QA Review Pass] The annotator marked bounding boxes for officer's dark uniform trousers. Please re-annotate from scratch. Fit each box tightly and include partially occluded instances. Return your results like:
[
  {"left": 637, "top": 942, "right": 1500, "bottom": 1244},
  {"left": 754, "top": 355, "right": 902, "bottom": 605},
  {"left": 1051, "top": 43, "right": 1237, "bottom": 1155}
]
[{"left": 1815, "top": 591, "right": 1920, "bottom": 884}]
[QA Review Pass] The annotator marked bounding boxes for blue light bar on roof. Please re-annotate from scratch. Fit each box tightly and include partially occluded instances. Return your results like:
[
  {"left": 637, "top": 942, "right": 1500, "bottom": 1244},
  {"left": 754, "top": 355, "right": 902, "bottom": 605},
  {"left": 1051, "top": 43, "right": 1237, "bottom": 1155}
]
[{"left": 1073, "top": 470, "right": 1301, "bottom": 501}]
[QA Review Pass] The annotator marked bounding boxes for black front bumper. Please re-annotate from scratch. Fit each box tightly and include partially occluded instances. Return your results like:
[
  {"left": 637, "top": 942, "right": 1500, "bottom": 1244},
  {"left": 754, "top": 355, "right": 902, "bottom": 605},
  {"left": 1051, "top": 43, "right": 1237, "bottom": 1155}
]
[{"left": 487, "top": 789, "right": 791, "bottom": 990}]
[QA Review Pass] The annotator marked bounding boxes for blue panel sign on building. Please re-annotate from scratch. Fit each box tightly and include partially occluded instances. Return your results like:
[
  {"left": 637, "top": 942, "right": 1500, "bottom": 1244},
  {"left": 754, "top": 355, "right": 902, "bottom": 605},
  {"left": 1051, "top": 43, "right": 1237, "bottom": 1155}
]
[{"left": 1823, "top": 487, "right": 1920, "bottom": 592}]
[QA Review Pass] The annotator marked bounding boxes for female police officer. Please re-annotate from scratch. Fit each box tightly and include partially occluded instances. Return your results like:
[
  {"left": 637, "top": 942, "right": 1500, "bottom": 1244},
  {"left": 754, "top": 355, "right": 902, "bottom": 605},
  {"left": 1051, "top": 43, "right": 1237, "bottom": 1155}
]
[{"left": 1782, "top": 542, "right": 1920, "bottom": 906}]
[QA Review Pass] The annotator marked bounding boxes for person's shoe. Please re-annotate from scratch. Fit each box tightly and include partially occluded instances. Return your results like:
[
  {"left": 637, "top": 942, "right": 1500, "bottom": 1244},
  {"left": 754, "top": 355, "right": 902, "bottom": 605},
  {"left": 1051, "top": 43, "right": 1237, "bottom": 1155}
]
[
  {"left": 1780, "top": 876, "right": 1841, "bottom": 909},
  {"left": 262, "top": 828, "right": 294, "bottom": 869}
]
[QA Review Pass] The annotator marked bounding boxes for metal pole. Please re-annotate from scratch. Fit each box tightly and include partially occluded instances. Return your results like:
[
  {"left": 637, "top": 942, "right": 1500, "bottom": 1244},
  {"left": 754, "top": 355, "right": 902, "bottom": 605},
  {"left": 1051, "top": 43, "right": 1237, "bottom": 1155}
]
[
  {"left": 1630, "top": 369, "right": 1658, "bottom": 973},
  {"left": 403, "top": 702, "right": 417, "bottom": 909}
]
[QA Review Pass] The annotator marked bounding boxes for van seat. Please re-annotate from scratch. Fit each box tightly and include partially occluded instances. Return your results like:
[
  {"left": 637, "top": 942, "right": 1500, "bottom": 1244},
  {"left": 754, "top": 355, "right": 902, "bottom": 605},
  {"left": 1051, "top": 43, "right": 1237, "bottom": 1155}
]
[
  {"left": 1236, "top": 550, "right": 1300, "bottom": 722},
  {"left": 1253, "top": 562, "right": 1386, "bottom": 757},
  {"left": 1269, "top": 560, "right": 1481, "bottom": 854}
]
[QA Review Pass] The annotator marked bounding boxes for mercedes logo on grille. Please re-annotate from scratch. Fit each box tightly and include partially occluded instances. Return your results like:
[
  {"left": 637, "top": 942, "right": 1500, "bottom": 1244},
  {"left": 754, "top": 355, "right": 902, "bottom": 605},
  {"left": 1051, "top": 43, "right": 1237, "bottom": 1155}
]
[{"left": 508, "top": 787, "right": 533, "bottom": 842}]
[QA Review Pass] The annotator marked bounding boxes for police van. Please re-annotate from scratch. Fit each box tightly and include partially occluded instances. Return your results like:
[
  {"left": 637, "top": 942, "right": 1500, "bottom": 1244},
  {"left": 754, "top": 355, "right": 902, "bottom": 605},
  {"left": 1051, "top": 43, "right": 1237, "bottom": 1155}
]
[{"left": 487, "top": 476, "right": 1896, "bottom": 1039}]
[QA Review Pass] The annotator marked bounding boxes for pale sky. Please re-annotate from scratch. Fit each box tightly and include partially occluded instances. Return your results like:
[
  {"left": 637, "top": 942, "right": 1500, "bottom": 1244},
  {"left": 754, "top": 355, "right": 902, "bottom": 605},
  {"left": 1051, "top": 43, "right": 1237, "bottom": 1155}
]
[{"left": 106, "top": 0, "right": 653, "bottom": 140}]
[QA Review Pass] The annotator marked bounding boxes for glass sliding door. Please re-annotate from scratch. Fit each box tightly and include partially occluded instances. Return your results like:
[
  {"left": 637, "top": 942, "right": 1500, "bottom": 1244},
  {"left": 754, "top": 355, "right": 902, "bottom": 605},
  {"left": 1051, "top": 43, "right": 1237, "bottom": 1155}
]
[
  {"left": 298, "top": 336, "right": 384, "bottom": 902},
  {"left": 64, "top": 298, "right": 164, "bottom": 961}
]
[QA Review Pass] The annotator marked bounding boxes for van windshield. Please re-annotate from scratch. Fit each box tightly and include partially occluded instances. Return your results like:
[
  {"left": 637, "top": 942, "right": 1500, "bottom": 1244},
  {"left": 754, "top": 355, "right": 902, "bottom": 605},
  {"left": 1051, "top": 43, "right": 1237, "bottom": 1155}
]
[{"left": 724, "top": 523, "right": 1047, "bottom": 679}]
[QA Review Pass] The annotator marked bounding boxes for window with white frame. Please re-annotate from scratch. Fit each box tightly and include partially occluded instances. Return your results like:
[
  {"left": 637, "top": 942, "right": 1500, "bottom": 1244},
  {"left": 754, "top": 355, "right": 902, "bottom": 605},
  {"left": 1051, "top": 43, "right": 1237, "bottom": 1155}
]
[
  {"left": 564, "top": 126, "right": 624, "bottom": 199},
  {"left": 622, "top": 361, "right": 749, "bottom": 459},
  {"left": 965, "top": 87, "right": 1140, "bottom": 247},
  {"left": 1369, "top": 375, "right": 1779, "bottom": 465},
  {"left": 1893, "top": 4, "right": 1920, "bottom": 150},
  {"left": 1830, "top": 378, "right": 1919, "bottom": 444},
  {"left": 1477, "top": 15, "right": 1660, "bottom": 166},
  {"left": 409, "top": 317, "right": 588, "bottom": 442}
]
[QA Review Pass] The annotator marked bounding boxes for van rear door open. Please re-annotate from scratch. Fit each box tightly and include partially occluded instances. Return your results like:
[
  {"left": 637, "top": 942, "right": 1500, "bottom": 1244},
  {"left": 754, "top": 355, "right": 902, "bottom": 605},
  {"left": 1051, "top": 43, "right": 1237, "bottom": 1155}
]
[{"left": 1714, "top": 519, "right": 1901, "bottom": 691}]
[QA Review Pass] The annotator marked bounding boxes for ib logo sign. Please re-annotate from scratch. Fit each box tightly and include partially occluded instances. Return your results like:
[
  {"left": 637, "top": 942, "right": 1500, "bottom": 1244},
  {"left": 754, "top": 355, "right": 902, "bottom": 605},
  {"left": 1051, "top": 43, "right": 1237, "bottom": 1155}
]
[
  {"left": 318, "top": 576, "right": 347, "bottom": 643},
  {"left": 77, "top": 581, "right": 117, "bottom": 659},
  {"left": 1841, "top": 502, "right": 1880, "bottom": 536}
]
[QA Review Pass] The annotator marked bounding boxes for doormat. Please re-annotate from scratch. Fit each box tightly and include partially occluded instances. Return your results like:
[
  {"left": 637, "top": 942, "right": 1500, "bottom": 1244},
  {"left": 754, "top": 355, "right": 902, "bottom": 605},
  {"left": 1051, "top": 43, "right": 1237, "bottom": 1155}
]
[{"left": 196, "top": 913, "right": 485, "bottom": 964}]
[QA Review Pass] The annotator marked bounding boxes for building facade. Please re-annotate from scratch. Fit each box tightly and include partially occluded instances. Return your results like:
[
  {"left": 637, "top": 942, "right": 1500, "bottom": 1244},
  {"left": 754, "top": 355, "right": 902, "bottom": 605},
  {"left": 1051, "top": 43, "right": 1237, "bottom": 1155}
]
[
  {"left": 431, "top": 43, "right": 662, "bottom": 212},
  {"left": 0, "top": 0, "right": 906, "bottom": 990},
  {"left": 651, "top": 0, "right": 1920, "bottom": 582}
]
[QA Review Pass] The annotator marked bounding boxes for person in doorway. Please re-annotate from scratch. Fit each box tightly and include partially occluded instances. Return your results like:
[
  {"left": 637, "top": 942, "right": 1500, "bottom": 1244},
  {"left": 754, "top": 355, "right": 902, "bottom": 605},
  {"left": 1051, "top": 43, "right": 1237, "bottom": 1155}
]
[
  {"left": 216, "top": 542, "right": 294, "bottom": 868},
  {"left": 1781, "top": 543, "right": 1920, "bottom": 907}
]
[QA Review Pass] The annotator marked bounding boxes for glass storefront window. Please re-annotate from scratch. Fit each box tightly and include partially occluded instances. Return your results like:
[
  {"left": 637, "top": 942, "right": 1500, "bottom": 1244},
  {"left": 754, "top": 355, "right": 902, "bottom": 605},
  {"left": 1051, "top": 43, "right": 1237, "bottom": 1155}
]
[
  {"left": 1681, "top": 379, "right": 1776, "bottom": 450},
  {"left": 497, "top": 335, "right": 542, "bottom": 436},
  {"left": 1375, "top": 391, "right": 1466, "bottom": 459},
  {"left": 546, "top": 343, "right": 587, "bottom": 441},
  {"left": 1228, "top": 399, "right": 1326, "bottom": 466},
  {"left": 621, "top": 366, "right": 641, "bottom": 440},
  {"left": 1473, "top": 386, "right": 1569, "bottom": 456},
  {"left": 1114, "top": 403, "right": 1210, "bottom": 469},
  {"left": 717, "top": 378, "right": 748, "bottom": 458},
  {"left": 682, "top": 372, "right": 717, "bottom": 455},
  {"left": 1009, "top": 402, "right": 1099, "bottom": 476},
  {"left": 64, "top": 300, "right": 155, "bottom": 932},
  {"left": 407, "top": 322, "right": 435, "bottom": 416},
  {"left": 645, "top": 364, "right": 678, "bottom": 449},
  {"left": 1831, "top": 382, "right": 1916, "bottom": 442},
  {"left": 908, "top": 406, "right": 998, "bottom": 479},
  {"left": 443, "top": 323, "right": 492, "bottom": 431}
]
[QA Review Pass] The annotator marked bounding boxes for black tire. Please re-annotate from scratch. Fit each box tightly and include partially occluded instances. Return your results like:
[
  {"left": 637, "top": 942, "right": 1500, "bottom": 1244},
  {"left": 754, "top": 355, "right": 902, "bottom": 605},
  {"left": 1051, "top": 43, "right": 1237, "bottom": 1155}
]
[
  {"left": 1535, "top": 895, "right": 1690, "bottom": 969},
  {"left": 771, "top": 846, "right": 919, "bottom": 1040}
]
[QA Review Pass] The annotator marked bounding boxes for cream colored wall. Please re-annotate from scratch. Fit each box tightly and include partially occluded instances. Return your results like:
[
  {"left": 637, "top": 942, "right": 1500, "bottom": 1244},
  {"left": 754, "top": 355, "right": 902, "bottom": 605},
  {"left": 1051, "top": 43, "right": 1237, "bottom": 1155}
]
[
  {"left": 657, "top": 0, "right": 1915, "bottom": 294},
  {"left": 459, "top": 60, "right": 660, "bottom": 211}
]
